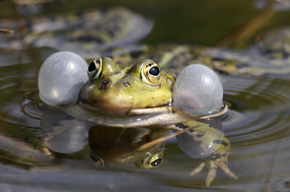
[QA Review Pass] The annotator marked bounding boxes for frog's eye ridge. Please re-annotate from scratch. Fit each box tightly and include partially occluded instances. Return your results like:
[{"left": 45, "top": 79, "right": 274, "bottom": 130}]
[{"left": 88, "top": 58, "right": 102, "bottom": 81}]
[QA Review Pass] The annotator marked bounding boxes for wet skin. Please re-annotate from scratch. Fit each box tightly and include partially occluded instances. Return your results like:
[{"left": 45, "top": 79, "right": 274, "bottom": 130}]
[{"left": 78, "top": 56, "right": 237, "bottom": 186}]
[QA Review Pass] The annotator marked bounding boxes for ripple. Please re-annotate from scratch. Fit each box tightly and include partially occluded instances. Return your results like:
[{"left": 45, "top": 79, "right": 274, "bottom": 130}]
[
  {"left": 222, "top": 75, "right": 290, "bottom": 147},
  {"left": 0, "top": 64, "right": 40, "bottom": 127},
  {"left": 2, "top": 66, "right": 290, "bottom": 149},
  {"left": 1, "top": 61, "right": 290, "bottom": 189}
]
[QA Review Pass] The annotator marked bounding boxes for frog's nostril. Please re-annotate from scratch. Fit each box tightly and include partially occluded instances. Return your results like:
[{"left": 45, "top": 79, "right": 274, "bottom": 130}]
[
  {"left": 103, "top": 80, "right": 109, "bottom": 85},
  {"left": 123, "top": 81, "right": 131, "bottom": 87},
  {"left": 100, "top": 80, "right": 110, "bottom": 90}
]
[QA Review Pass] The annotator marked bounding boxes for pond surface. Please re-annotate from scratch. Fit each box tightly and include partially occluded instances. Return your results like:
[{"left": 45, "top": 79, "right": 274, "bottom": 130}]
[{"left": 1, "top": 0, "right": 290, "bottom": 191}]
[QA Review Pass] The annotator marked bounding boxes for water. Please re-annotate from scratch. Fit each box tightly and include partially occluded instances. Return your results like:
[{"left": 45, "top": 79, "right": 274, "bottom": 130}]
[{"left": 1, "top": 0, "right": 290, "bottom": 191}]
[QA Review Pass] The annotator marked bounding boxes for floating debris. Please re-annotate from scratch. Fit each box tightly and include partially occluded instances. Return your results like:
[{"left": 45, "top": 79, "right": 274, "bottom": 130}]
[{"left": 0, "top": 28, "right": 14, "bottom": 36}]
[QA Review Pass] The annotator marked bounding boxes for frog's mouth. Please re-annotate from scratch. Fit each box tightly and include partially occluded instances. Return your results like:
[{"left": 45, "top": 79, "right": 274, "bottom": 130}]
[
  {"left": 65, "top": 103, "right": 193, "bottom": 127},
  {"left": 64, "top": 103, "right": 228, "bottom": 128}
]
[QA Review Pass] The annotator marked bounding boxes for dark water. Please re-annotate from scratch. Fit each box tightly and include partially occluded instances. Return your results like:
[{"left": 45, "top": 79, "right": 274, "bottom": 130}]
[{"left": 1, "top": 0, "right": 290, "bottom": 191}]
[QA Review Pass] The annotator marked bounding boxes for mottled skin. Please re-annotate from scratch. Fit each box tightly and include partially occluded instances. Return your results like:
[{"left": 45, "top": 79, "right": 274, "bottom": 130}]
[{"left": 79, "top": 56, "right": 237, "bottom": 186}]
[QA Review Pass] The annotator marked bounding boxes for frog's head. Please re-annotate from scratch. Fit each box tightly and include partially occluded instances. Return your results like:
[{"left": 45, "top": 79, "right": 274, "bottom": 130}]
[{"left": 79, "top": 57, "right": 174, "bottom": 112}]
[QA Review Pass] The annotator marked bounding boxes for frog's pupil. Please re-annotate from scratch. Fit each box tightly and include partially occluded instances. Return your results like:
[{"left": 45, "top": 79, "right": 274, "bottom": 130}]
[
  {"left": 150, "top": 158, "right": 162, "bottom": 167},
  {"left": 149, "top": 66, "right": 160, "bottom": 76},
  {"left": 88, "top": 61, "right": 96, "bottom": 72}
]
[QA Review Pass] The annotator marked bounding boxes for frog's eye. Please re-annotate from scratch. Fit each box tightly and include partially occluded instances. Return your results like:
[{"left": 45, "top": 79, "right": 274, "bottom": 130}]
[
  {"left": 148, "top": 157, "right": 162, "bottom": 168},
  {"left": 143, "top": 152, "right": 163, "bottom": 169},
  {"left": 135, "top": 151, "right": 163, "bottom": 169},
  {"left": 88, "top": 58, "right": 102, "bottom": 81},
  {"left": 141, "top": 60, "right": 162, "bottom": 86}
]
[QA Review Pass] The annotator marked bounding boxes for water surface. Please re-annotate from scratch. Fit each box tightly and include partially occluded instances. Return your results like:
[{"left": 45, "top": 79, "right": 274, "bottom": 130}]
[{"left": 1, "top": 0, "right": 290, "bottom": 191}]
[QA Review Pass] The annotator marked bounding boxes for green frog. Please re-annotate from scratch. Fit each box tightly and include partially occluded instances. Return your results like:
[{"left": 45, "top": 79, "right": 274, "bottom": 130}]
[{"left": 64, "top": 55, "right": 237, "bottom": 187}]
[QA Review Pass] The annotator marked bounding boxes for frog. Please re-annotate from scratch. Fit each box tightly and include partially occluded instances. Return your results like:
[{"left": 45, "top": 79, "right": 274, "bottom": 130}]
[
  {"left": 53, "top": 55, "right": 236, "bottom": 186},
  {"left": 38, "top": 75, "right": 233, "bottom": 187}
]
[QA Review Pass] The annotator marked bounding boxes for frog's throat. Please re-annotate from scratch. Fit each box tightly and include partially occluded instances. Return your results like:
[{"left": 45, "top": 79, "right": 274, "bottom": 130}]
[{"left": 62, "top": 104, "right": 228, "bottom": 128}]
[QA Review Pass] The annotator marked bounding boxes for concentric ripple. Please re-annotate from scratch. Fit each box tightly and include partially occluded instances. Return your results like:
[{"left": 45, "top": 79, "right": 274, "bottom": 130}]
[
  {"left": 222, "top": 74, "right": 290, "bottom": 146},
  {"left": 2, "top": 64, "right": 290, "bottom": 154},
  {"left": 1, "top": 60, "right": 290, "bottom": 190},
  {"left": 0, "top": 63, "right": 41, "bottom": 127}
]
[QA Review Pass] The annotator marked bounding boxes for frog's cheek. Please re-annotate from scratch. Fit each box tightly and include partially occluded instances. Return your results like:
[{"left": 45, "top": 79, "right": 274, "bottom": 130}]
[
  {"left": 173, "top": 64, "right": 223, "bottom": 116},
  {"left": 38, "top": 51, "right": 88, "bottom": 106}
]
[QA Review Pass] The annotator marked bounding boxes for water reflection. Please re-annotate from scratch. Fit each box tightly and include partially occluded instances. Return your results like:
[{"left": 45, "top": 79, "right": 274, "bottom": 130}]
[
  {"left": 176, "top": 118, "right": 224, "bottom": 159},
  {"left": 89, "top": 126, "right": 166, "bottom": 169},
  {"left": 40, "top": 107, "right": 229, "bottom": 175},
  {"left": 1, "top": 45, "right": 290, "bottom": 191},
  {"left": 41, "top": 108, "right": 90, "bottom": 154}
]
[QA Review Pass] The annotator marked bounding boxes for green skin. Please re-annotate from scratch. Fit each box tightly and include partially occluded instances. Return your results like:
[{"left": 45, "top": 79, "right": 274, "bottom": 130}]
[
  {"left": 80, "top": 57, "right": 174, "bottom": 110},
  {"left": 79, "top": 56, "right": 237, "bottom": 186}
]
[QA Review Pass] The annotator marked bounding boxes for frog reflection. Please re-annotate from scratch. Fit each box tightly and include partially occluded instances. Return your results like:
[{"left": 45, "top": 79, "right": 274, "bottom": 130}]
[
  {"left": 41, "top": 108, "right": 167, "bottom": 168},
  {"left": 89, "top": 126, "right": 167, "bottom": 169},
  {"left": 175, "top": 118, "right": 236, "bottom": 185},
  {"left": 40, "top": 108, "right": 235, "bottom": 186},
  {"left": 41, "top": 108, "right": 90, "bottom": 154}
]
